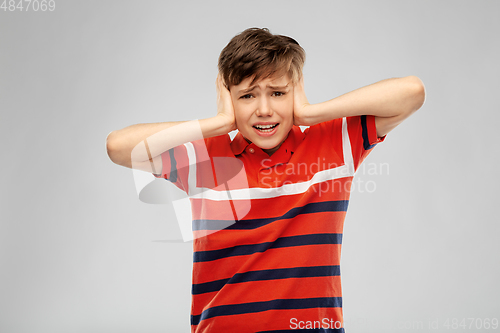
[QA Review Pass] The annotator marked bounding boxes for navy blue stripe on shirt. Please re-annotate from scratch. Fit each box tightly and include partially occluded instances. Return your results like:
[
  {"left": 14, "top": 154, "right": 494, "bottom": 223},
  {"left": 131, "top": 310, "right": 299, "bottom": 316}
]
[
  {"left": 191, "top": 297, "right": 343, "bottom": 326},
  {"left": 193, "top": 233, "right": 343, "bottom": 263},
  {"left": 168, "top": 148, "right": 177, "bottom": 182},
  {"left": 192, "top": 265, "right": 341, "bottom": 295},
  {"left": 361, "top": 115, "right": 377, "bottom": 150},
  {"left": 193, "top": 200, "right": 349, "bottom": 231}
]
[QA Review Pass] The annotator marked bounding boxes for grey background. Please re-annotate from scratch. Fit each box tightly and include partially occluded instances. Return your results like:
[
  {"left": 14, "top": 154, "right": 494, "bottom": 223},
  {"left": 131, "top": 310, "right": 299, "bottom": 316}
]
[{"left": 1, "top": 0, "right": 499, "bottom": 332}]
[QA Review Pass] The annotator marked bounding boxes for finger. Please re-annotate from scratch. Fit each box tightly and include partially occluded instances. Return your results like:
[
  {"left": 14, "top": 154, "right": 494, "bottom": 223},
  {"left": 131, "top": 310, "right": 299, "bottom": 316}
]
[
  {"left": 219, "top": 75, "right": 228, "bottom": 91},
  {"left": 217, "top": 73, "right": 225, "bottom": 90},
  {"left": 216, "top": 75, "right": 223, "bottom": 96},
  {"left": 216, "top": 77, "right": 222, "bottom": 103}
]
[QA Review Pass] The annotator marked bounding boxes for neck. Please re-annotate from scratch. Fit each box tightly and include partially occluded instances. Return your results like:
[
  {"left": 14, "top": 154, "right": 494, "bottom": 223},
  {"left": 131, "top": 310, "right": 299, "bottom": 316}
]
[
  {"left": 262, "top": 143, "right": 282, "bottom": 156},
  {"left": 243, "top": 133, "right": 289, "bottom": 156}
]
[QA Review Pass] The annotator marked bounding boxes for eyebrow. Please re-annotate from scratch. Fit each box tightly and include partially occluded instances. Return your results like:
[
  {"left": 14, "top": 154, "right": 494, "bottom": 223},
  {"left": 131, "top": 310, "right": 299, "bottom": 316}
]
[{"left": 239, "top": 83, "right": 289, "bottom": 95}]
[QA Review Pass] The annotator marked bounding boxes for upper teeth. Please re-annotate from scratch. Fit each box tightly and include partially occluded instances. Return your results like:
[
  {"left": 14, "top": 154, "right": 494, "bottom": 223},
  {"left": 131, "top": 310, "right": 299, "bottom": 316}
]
[{"left": 255, "top": 124, "right": 276, "bottom": 129}]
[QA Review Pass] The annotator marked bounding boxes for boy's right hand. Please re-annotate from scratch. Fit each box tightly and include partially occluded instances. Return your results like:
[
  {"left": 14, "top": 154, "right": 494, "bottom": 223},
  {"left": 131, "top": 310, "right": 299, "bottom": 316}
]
[{"left": 216, "top": 73, "right": 237, "bottom": 132}]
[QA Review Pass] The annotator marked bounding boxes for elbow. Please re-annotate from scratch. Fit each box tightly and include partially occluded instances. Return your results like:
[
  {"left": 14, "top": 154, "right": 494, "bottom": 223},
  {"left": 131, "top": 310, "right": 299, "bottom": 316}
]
[
  {"left": 106, "top": 131, "right": 123, "bottom": 165},
  {"left": 406, "top": 76, "right": 426, "bottom": 112},
  {"left": 106, "top": 132, "right": 137, "bottom": 169}
]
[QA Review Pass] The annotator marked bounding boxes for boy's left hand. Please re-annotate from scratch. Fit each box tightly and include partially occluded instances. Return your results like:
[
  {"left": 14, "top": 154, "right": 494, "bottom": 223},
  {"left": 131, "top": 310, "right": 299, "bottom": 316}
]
[{"left": 293, "top": 76, "right": 311, "bottom": 126}]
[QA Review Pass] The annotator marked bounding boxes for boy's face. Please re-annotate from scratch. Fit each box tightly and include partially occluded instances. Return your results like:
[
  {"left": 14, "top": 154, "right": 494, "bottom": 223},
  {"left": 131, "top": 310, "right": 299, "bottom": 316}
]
[{"left": 230, "top": 74, "right": 294, "bottom": 155}]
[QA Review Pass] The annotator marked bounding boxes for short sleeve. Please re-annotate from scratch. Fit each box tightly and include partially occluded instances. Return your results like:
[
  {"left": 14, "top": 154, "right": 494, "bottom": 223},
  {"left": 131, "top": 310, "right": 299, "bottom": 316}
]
[
  {"left": 152, "top": 137, "right": 222, "bottom": 194},
  {"left": 153, "top": 144, "right": 190, "bottom": 193},
  {"left": 347, "top": 115, "right": 386, "bottom": 172}
]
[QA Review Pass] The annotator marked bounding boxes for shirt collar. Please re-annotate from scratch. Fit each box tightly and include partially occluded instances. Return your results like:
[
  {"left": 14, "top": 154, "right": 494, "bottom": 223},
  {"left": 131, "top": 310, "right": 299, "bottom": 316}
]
[{"left": 230, "top": 126, "right": 304, "bottom": 157}]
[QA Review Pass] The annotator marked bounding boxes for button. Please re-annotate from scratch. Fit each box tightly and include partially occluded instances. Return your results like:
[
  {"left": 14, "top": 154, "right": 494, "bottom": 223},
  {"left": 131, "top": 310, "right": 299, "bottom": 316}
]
[{"left": 248, "top": 148, "right": 255, "bottom": 153}]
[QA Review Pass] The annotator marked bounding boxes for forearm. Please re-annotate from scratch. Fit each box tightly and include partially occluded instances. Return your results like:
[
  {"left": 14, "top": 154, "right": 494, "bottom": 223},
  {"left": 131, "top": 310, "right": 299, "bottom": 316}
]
[
  {"left": 106, "top": 115, "right": 231, "bottom": 168},
  {"left": 300, "top": 76, "right": 425, "bottom": 126}
]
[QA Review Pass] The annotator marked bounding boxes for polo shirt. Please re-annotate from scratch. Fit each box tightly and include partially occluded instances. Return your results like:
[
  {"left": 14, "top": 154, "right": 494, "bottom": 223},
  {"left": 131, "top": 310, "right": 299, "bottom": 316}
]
[{"left": 154, "top": 115, "right": 385, "bottom": 332}]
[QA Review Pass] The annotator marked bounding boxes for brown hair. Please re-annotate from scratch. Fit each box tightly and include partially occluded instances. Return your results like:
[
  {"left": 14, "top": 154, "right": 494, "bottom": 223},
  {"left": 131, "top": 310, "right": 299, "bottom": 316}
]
[{"left": 218, "top": 27, "right": 305, "bottom": 90}]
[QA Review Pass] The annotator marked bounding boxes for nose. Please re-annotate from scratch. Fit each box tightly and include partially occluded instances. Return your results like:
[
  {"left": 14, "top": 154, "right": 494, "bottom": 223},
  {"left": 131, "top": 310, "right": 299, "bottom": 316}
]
[{"left": 256, "top": 96, "right": 273, "bottom": 117}]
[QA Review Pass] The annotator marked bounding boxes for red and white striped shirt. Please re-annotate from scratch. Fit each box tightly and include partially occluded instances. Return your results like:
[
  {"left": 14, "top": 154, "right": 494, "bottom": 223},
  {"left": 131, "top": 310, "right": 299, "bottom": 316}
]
[{"left": 154, "top": 115, "right": 385, "bottom": 332}]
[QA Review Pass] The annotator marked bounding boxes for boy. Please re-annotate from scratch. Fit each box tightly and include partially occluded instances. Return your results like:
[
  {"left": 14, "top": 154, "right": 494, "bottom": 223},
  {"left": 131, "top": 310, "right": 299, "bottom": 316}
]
[{"left": 107, "top": 27, "right": 425, "bottom": 332}]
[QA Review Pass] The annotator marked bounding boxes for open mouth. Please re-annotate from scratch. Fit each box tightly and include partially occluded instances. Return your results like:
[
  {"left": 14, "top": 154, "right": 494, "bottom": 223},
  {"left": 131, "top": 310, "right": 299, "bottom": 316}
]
[{"left": 253, "top": 123, "right": 279, "bottom": 133}]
